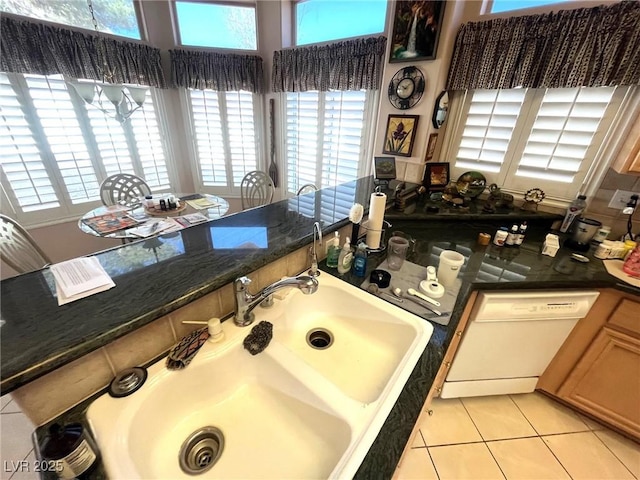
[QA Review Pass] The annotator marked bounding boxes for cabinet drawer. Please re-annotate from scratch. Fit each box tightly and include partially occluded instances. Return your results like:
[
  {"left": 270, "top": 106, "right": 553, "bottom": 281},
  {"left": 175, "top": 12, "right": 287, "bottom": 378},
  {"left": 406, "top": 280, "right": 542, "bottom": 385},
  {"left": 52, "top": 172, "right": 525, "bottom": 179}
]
[{"left": 608, "top": 298, "right": 640, "bottom": 336}]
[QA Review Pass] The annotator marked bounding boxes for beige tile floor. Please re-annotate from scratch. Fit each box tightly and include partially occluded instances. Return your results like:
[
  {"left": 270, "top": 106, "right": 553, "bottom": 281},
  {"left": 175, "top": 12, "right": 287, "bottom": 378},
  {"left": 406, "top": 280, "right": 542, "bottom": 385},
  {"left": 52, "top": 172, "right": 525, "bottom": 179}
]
[
  {"left": 394, "top": 392, "right": 640, "bottom": 480},
  {"left": 1, "top": 395, "right": 37, "bottom": 480}
]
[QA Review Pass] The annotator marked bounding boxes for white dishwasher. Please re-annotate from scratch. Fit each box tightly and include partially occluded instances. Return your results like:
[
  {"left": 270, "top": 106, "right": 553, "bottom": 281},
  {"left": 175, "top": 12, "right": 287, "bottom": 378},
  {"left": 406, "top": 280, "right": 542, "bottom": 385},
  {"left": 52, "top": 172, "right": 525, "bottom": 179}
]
[{"left": 440, "top": 290, "right": 600, "bottom": 399}]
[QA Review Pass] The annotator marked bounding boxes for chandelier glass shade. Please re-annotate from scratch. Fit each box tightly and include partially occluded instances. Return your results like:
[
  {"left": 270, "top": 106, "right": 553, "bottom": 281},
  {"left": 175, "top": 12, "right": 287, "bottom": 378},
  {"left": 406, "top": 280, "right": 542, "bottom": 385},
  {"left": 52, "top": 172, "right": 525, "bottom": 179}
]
[{"left": 68, "top": 81, "right": 148, "bottom": 124}]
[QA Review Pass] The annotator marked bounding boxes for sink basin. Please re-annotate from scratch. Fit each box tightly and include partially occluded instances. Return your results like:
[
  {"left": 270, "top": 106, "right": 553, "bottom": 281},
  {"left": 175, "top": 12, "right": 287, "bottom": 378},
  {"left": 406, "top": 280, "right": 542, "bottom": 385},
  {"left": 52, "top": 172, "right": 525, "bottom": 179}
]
[
  {"left": 273, "top": 282, "right": 420, "bottom": 403},
  {"left": 87, "top": 273, "right": 433, "bottom": 479}
]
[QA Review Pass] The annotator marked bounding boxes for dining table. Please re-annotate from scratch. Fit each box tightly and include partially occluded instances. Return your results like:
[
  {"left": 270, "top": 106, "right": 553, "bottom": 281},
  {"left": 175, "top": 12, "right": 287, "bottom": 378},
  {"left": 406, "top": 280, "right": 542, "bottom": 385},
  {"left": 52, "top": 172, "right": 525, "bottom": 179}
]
[{"left": 78, "top": 193, "right": 230, "bottom": 240}]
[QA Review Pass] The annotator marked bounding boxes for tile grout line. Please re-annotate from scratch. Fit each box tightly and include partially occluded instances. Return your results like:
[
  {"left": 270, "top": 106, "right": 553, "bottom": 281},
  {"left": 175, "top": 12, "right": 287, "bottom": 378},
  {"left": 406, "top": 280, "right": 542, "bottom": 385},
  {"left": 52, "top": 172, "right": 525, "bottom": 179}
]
[
  {"left": 590, "top": 430, "right": 639, "bottom": 479},
  {"left": 537, "top": 434, "right": 575, "bottom": 479},
  {"left": 458, "top": 397, "right": 488, "bottom": 443},
  {"left": 507, "top": 393, "right": 544, "bottom": 437},
  {"left": 419, "top": 430, "right": 442, "bottom": 480}
]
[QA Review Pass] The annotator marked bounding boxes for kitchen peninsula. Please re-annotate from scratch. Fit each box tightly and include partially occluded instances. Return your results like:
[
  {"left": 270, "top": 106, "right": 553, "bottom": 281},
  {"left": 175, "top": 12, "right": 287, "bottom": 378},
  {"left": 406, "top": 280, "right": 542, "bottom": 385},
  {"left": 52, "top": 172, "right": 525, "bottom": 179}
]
[{"left": 2, "top": 177, "right": 637, "bottom": 479}]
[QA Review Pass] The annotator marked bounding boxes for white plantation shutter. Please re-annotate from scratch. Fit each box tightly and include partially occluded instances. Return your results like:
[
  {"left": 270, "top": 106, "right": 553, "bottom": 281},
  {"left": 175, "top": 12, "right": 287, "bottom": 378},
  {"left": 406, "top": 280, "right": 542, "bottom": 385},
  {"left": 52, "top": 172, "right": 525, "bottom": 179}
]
[
  {"left": 188, "top": 89, "right": 258, "bottom": 192},
  {"left": 285, "top": 90, "right": 371, "bottom": 197},
  {"left": 128, "top": 94, "right": 172, "bottom": 191},
  {"left": 513, "top": 87, "right": 615, "bottom": 185},
  {"left": 25, "top": 75, "right": 100, "bottom": 205},
  {"left": 0, "top": 74, "right": 60, "bottom": 212},
  {"left": 455, "top": 89, "right": 526, "bottom": 173},
  {"left": 286, "top": 91, "right": 320, "bottom": 193},
  {"left": 86, "top": 103, "right": 136, "bottom": 177},
  {"left": 451, "top": 86, "right": 627, "bottom": 201},
  {"left": 0, "top": 73, "right": 174, "bottom": 224}
]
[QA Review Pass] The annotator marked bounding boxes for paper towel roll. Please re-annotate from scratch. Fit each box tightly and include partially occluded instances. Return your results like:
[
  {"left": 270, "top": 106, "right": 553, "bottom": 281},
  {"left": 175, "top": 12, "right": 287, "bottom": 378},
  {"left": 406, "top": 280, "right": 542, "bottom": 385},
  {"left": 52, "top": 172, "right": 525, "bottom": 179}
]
[{"left": 365, "top": 192, "right": 386, "bottom": 249}]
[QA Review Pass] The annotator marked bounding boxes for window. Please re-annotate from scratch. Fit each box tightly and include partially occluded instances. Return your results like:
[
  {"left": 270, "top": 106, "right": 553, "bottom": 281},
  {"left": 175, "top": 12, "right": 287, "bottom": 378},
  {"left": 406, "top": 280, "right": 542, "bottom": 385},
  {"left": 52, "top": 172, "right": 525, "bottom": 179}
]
[
  {"left": 0, "top": 0, "right": 140, "bottom": 39},
  {"left": 488, "top": 0, "right": 572, "bottom": 14},
  {"left": 295, "top": 0, "right": 387, "bottom": 46},
  {"left": 175, "top": 1, "right": 257, "bottom": 50},
  {"left": 284, "top": 90, "right": 375, "bottom": 198},
  {"left": 449, "top": 86, "right": 627, "bottom": 200},
  {"left": 185, "top": 89, "right": 259, "bottom": 194},
  {"left": 0, "top": 73, "right": 172, "bottom": 224}
]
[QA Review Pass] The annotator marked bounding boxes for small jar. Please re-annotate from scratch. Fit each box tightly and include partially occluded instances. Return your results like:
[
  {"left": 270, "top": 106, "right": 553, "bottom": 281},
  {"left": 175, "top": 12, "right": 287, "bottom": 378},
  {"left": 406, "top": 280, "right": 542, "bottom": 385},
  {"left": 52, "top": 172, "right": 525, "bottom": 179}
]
[
  {"left": 493, "top": 228, "right": 508, "bottom": 246},
  {"left": 622, "top": 244, "right": 640, "bottom": 277},
  {"left": 592, "top": 225, "right": 611, "bottom": 243},
  {"left": 594, "top": 240, "right": 612, "bottom": 260}
]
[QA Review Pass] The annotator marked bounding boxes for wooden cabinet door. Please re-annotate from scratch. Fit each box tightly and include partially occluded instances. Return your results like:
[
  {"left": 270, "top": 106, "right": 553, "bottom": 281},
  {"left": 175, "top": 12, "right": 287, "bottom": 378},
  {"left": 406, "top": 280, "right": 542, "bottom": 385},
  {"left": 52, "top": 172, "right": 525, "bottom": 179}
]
[{"left": 558, "top": 327, "right": 640, "bottom": 439}]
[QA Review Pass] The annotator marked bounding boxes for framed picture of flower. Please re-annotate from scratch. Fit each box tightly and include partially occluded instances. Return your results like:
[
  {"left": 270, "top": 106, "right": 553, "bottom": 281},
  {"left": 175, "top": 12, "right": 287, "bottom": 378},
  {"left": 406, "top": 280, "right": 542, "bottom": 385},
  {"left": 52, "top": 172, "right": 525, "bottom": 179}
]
[
  {"left": 389, "top": 1, "right": 446, "bottom": 63},
  {"left": 383, "top": 115, "right": 419, "bottom": 157}
]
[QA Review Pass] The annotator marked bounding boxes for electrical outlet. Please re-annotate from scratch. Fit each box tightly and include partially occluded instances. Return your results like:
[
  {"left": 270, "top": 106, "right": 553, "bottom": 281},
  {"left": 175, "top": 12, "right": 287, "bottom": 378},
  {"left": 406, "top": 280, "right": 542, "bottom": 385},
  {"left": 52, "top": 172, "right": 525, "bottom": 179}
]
[{"left": 608, "top": 189, "right": 639, "bottom": 209}]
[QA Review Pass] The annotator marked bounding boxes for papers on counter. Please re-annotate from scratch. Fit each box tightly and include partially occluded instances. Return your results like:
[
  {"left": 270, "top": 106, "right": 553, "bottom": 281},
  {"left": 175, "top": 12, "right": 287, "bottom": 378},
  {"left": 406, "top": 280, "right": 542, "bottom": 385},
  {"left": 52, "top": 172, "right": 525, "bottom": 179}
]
[
  {"left": 128, "top": 219, "right": 181, "bottom": 238},
  {"left": 50, "top": 257, "right": 115, "bottom": 305}
]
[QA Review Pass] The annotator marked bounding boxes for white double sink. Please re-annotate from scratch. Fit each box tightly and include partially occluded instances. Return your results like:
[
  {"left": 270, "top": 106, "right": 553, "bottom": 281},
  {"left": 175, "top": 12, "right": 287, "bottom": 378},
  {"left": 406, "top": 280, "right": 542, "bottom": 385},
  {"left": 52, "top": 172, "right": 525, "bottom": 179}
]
[{"left": 87, "top": 272, "right": 433, "bottom": 479}]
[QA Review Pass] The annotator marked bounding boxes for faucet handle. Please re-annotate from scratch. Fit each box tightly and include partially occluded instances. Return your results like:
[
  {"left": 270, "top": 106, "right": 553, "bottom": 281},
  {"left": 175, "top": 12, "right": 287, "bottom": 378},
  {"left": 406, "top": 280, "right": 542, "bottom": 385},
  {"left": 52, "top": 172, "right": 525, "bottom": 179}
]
[{"left": 234, "top": 276, "right": 252, "bottom": 292}]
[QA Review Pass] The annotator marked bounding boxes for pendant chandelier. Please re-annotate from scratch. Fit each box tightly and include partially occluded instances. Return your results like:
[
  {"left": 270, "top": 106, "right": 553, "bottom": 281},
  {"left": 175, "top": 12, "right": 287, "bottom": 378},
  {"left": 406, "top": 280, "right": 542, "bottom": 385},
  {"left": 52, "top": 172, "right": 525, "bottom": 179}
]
[{"left": 68, "top": 0, "right": 148, "bottom": 124}]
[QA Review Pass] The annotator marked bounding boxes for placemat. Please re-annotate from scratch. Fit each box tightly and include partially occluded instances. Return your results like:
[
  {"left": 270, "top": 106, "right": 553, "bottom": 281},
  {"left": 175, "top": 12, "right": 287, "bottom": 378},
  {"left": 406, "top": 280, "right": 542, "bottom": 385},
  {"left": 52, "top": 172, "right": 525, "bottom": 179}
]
[{"left": 360, "top": 259, "right": 460, "bottom": 326}]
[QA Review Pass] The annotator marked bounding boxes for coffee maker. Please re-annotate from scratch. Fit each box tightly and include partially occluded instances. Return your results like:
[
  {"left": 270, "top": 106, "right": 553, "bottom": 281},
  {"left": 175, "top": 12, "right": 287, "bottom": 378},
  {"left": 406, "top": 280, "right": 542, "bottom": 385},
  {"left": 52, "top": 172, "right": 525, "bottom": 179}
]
[{"left": 564, "top": 217, "right": 602, "bottom": 252}]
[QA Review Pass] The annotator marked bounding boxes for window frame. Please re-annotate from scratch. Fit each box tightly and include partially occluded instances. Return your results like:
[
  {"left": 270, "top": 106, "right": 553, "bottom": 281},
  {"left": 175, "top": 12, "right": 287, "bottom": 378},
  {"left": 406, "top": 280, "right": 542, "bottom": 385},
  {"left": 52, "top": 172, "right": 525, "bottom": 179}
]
[
  {"left": 442, "top": 86, "right": 633, "bottom": 207},
  {"left": 281, "top": 89, "right": 378, "bottom": 198},
  {"left": 0, "top": 72, "right": 176, "bottom": 226},
  {"left": 180, "top": 88, "right": 265, "bottom": 198},
  {"left": 171, "top": 0, "right": 259, "bottom": 52}
]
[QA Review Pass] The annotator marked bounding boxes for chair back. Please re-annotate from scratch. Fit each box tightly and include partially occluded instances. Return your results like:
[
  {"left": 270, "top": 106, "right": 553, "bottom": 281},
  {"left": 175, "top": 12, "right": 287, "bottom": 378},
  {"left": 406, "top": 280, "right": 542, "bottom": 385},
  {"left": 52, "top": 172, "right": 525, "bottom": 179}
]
[
  {"left": 0, "top": 214, "right": 51, "bottom": 274},
  {"left": 296, "top": 183, "right": 318, "bottom": 196},
  {"left": 240, "top": 171, "right": 275, "bottom": 210},
  {"left": 100, "top": 173, "right": 152, "bottom": 208}
]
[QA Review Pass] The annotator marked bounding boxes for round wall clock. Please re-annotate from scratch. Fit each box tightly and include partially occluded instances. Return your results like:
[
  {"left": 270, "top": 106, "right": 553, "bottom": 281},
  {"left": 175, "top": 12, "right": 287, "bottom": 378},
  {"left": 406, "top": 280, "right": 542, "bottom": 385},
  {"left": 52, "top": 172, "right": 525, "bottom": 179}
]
[{"left": 388, "top": 66, "right": 425, "bottom": 110}]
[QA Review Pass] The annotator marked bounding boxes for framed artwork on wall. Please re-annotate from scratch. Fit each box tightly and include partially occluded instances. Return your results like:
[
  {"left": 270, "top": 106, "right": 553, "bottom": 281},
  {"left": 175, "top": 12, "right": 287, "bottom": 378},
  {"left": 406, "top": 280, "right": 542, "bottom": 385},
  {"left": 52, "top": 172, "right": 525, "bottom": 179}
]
[
  {"left": 374, "top": 157, "right": 397, "bottom": 180},
  {"left": 425, "top": 133, "right": 438, "bottom": 161},
  {"left": 389, "top": 1, "right": 446, "bottom": 63},
  {"left": 382, "top": 115, "right": 419, "bottom": 157},
  {"left": 424, "top": 162, "right": 449, "bottom": 191}
]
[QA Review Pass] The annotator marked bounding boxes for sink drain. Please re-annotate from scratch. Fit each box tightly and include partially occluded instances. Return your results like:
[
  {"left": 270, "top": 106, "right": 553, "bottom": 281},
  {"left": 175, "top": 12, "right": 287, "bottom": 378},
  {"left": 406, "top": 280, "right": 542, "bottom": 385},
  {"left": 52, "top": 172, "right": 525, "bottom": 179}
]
[
  {"left": 306, "top": 328, "right": 333, "bottom": 349},
  {"left": 179, "top": 427, "right": 224, "bottom": 475}
]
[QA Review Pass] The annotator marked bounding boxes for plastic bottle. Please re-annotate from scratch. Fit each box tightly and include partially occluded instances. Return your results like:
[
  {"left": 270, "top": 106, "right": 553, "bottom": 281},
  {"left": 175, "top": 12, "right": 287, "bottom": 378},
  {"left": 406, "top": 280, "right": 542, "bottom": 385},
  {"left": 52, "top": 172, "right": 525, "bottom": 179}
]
[
  {"left": 493, "top": 227, "right": 508, "bottom": 246},
  {"left": 337, "top": 237, "right": 354, "bottom": 274},
  {"left": 325, "top": 231, "right": 341, "bottom": 268},
  {"left": 505, "top": 223, "right": 519, "bottom": 246},
  {"left": 559, "top": 195, "right": 587, "bottom": 233},
  {"left": 352, "top": 242, "right": 368, "bottom": 277},
  {"left": 515, "top": 221, "right": 528, "bottom": 246}
]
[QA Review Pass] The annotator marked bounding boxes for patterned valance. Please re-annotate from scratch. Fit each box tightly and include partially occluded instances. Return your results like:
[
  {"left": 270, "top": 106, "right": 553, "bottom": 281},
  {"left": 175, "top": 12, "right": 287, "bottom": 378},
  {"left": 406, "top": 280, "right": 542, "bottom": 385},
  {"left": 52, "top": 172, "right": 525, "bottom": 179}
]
[
  {"left": 272, "top": 36, "right": 387, "bottom": 92},
  {"left": 170, "top": 49, "right": 265, "bottom": 94},
  {"left": 446, "top": 1, "right": 640, "bottom": 90},
  {"left": 0, "top": 14, "right": 166, "bottom": 88}
]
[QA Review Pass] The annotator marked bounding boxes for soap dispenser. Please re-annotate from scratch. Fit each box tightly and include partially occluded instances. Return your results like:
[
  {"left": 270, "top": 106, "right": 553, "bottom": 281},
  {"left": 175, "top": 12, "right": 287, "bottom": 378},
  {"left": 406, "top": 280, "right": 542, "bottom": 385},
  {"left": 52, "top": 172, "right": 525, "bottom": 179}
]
[
  {"left": 326, "top": 231, "right": 341, "bottom": 268},
  {"left": 352, "top": 242, "right": 368, "bottom": 277},
  {"left": 337, "top": 237, "right": 354, "bottom": 274}
]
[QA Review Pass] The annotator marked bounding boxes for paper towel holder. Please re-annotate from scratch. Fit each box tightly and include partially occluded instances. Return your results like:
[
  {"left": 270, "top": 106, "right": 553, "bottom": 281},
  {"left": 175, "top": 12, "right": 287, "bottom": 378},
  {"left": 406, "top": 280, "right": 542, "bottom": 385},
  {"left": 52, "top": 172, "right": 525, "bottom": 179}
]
[{"left": 360, "top": 220, "right": 392, "bottom": 253}]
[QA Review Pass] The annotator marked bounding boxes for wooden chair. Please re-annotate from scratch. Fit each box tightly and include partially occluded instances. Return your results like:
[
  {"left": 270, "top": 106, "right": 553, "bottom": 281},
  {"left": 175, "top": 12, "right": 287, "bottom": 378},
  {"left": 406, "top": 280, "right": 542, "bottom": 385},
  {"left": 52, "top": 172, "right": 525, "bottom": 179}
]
[
  {"left": 99, "top": 173, "right": 151, "bottom": 208},
  {"left": 0, "top": 214, "right": 51, "bottom": 274},
  {"left": 296, "top": 183, "right": 318, "bottom": 196},
  {"left": 240, "top": 171, "right": 275, "bottom": 210}
]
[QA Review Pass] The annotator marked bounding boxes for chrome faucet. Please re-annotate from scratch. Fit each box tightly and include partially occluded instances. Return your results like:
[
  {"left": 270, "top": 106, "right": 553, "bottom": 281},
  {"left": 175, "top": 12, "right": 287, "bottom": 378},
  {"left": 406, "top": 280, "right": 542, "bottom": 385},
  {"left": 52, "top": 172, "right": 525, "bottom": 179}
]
[
  {"left": 233, "top": 274, "right": 319, "bottom": 326},
  {"left": 308, "top": 221, "right": 323, "bottom": 277}
]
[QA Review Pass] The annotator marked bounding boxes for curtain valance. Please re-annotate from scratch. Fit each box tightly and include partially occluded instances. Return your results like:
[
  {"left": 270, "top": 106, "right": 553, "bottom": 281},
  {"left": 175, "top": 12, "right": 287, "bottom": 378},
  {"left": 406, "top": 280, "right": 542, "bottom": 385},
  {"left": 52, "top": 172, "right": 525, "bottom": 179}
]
[
  {"left": 170, "top": 49, "right": 265, "bottom": 94},
  {"left": 446, "top": 1, "right": 640, "bottom": 90},
  {"left": 0, "top": 15, "right": 166, "bottom": 88},
  {"left": 272, "top": 36, "right": 387, "bottom": 92}
]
